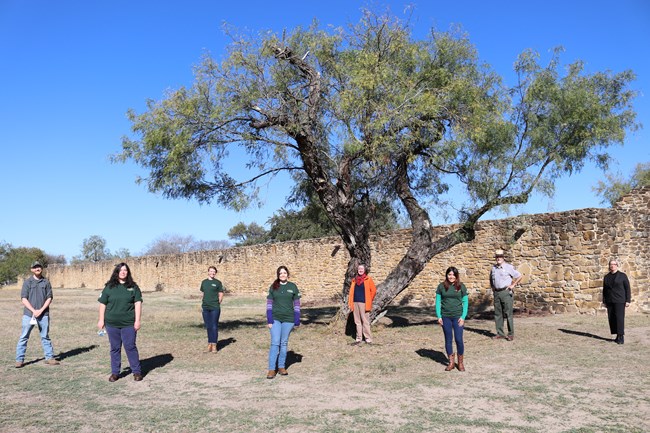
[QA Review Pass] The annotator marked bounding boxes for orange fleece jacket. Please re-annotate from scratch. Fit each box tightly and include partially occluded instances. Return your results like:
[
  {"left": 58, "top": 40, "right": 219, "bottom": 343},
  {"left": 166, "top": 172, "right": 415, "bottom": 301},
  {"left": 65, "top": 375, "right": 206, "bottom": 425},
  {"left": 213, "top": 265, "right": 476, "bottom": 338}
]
[{"left": 348, "top": 275, "right": 377, "bottom": 312}]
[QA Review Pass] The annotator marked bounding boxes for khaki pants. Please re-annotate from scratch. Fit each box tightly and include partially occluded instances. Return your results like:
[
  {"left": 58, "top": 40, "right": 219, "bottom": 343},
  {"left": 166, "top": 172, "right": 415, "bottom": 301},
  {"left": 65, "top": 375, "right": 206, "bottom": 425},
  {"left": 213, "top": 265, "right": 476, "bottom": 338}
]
[{"left": 353, "top": 302, "right": 372, "bottom": 342}]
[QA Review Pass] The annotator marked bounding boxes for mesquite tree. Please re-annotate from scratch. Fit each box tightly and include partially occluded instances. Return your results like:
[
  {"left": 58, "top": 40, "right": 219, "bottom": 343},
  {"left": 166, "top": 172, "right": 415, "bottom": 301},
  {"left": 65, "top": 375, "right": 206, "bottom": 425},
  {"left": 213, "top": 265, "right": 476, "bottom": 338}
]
[{"left": 114, "top": 11, "right": 638, "bottom": 321}]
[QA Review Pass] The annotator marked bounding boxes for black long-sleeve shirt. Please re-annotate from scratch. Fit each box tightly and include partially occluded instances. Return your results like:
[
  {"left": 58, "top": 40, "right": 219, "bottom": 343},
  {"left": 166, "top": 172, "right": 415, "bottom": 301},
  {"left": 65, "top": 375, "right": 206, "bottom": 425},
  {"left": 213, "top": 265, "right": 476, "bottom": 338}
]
[{"left": 603, "top": 271, "right": 631, "bottom": 304}]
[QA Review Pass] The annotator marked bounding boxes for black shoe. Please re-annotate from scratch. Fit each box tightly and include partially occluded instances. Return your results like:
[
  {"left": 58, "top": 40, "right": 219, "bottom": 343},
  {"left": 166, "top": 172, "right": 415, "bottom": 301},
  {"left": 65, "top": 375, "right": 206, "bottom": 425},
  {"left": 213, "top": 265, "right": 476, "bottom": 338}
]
[{"left": 616, "top": 335, "right": 624, "bottom": 345}]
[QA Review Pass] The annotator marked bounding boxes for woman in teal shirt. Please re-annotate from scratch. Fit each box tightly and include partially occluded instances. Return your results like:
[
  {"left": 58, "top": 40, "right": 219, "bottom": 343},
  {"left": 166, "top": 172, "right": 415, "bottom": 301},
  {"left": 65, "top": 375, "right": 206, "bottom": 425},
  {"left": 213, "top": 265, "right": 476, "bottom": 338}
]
[{"left": 435, "top": 266, "right": 468, "bottom": 372}]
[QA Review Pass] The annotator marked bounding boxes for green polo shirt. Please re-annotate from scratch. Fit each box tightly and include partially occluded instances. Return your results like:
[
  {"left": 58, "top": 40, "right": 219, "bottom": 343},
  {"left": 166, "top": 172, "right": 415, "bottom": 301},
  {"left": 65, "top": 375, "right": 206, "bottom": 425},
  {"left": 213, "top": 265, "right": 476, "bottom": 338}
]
[
  {"left": 267, "top": 282, "right": 301, "bottom": 323},
  {"left": 98, "top": 283, "right": 143, "bottom": 328},
  {"left": 435, "top": 282, "right": 468, "bottom": 318},
  {"left": 200, "top": 278, "right": 224, "bottom": 309}
]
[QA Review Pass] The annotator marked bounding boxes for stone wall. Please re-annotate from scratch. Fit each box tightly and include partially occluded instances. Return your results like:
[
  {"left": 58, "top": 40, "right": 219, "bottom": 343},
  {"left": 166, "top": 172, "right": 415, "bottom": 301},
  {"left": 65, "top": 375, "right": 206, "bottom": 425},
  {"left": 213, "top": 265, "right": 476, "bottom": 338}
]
[{"left": 45, "top": 187, "right": 650, "bottom": 314}]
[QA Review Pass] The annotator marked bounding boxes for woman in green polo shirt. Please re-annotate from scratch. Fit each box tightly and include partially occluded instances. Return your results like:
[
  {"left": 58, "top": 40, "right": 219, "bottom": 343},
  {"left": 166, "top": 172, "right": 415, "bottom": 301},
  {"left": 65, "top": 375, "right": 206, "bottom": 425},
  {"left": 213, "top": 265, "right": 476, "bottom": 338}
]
[
  {"left": 200, "top": 266, "right": 224, "bottom": 353},
  {"left": 435, "top": 266, "right": 468, "bottom": 372},
  {"left": 97, "top": 263, "right": 143, "bottom": 382},
  {"left": 266, "top": 265, "right": 301, "bottom": 379}
]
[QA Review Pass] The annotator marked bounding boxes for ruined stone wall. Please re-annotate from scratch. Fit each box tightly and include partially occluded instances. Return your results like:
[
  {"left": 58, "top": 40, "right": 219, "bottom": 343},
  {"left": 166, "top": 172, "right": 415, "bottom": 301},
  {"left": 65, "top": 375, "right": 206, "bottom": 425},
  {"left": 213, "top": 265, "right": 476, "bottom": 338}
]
[{"left": 45, "top": 187, "right": 649, "bottom": 314}]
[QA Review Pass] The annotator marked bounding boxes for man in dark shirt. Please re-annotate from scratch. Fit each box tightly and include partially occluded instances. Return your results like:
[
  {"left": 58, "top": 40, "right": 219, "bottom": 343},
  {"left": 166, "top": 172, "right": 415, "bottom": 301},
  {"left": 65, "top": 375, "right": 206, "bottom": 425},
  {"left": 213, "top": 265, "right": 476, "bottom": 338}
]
[{"left": 15, "top": 261, "right": 60, "bottom": 368}]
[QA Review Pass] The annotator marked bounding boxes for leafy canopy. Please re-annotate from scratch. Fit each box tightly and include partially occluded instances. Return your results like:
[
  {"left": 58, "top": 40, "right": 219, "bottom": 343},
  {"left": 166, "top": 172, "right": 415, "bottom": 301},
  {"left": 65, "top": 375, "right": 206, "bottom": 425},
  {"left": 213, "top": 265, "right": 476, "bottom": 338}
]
[
  {"left": 594, "top": 162, "right": 650, "bottom": 206},
  {"left": 115, "top": 12, "right": 637, "bottom": 227}
]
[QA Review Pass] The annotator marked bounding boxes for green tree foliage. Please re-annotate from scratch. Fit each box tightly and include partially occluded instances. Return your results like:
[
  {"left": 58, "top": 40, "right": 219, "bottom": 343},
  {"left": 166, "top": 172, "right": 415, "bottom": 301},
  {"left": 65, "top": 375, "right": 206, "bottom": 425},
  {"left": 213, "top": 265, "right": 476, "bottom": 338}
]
[
  {"left": 227, "top": 222, "right": 269, "bottom": 246},
  {"left": 593, "top": 162, "right": 650, "bottom": 206},
  {"left": 264, "top": 179, "right": 399, "bottom": 243},
  {"left": 79, "top": 235, "right": 111, "bottom": 262},
  {"left": 0, "top": 243, "right": 47, "bottom": 285},
  {"left": 115, "top": 11, "right": 638, "bottom": 320}
]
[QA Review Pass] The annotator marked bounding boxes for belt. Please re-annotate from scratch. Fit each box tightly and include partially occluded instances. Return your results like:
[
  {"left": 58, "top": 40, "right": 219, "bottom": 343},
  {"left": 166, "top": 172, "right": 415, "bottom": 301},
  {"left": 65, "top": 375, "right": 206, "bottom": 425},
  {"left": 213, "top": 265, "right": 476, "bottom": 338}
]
[{"left": 493, "top": 287, "right": 509, "bottom": 292}]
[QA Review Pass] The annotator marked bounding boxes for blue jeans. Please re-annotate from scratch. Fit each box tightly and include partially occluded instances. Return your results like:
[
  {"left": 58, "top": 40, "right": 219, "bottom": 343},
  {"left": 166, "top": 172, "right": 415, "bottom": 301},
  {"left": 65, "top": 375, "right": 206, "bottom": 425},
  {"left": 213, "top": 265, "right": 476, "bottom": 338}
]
[
  {"left": 106, "top": 325, "right": 141, "bottom": 375},
  {"left": 441, "top": 317, "right": 464, "bottom": 355},
  {"left": 16, "top": 314, "right": 55, "bottom": 361},
  {"left": 202, "top": 308, "right": 221, "bottom": 344},
  {"left": 268, "top": 320, "right": 294, "bottom": 370}
]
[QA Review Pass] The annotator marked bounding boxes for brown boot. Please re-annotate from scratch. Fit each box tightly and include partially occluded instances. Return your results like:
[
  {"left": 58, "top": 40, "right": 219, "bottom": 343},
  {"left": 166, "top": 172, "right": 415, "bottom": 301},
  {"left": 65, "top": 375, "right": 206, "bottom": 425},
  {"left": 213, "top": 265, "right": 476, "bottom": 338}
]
[
  {"left": 206, "top": 344, "right": 213, "bottom": 353},
  {"left": 445, "top": 354, "right": 455, "bottom": 371},
  {"left": 457, "top": 354, "right": 465, "bottom": 372},
  {"left": 266, "top": 370, "right": 277, "bottom": 379}
]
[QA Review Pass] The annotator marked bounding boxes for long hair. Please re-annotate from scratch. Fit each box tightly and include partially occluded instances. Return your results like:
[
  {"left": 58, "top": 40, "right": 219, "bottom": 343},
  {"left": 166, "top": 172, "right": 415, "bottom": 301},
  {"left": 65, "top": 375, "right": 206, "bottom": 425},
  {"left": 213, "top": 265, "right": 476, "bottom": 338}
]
[
  {"left": 442, "top": 266, "right": 461, "bottom": 291},
  {"left": 106, "top": 262, "right": 136, "bottom": 288},
  {"left": 272, "top": 265, "right": 289, "bottom": 290}
]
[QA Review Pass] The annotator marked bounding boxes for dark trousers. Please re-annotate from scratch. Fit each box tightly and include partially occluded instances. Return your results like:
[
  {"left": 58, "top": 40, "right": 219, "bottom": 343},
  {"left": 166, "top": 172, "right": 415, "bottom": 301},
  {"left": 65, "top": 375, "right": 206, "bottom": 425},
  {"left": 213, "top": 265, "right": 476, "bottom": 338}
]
[
  {"left": 605, "top": 302, "right": 626, "bottom": 336},
  {"left": 106, "top": 325, "right": 141, "bottom": 375},
  {"left": 494, "top": 289, "right": 514, "bottom": 337},
  {"left": 441, "top": 317, "right": 464, "bottom": 355},
  {"left": 202, "top": 308, "right": 221, "bottom": 344}
]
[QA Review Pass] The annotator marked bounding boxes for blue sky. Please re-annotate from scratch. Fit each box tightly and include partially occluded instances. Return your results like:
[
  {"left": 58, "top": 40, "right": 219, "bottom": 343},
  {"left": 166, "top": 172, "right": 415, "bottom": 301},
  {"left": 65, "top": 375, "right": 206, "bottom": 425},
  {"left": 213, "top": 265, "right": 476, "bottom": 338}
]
[{"left": 1, "top": 0, "right": 648, "bottom": 261}]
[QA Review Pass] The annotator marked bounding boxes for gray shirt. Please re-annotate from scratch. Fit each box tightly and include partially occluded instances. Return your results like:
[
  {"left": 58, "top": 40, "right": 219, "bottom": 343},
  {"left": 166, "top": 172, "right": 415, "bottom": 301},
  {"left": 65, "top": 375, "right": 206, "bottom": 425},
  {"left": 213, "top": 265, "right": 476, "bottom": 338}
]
[
  {"left": 21, "top": 276, "right": 53, "bottom": 316},
  {"left": 490, "top": 262, "right": 522, "bottom": 290}
]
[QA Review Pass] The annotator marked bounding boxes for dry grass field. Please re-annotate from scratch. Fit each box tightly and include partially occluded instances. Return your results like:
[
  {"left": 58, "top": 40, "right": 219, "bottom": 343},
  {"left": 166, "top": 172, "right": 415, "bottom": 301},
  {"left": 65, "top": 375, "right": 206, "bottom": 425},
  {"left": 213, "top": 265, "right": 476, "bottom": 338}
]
[{"left": 1, "top": 287, "right": 648, "bottom": 433}]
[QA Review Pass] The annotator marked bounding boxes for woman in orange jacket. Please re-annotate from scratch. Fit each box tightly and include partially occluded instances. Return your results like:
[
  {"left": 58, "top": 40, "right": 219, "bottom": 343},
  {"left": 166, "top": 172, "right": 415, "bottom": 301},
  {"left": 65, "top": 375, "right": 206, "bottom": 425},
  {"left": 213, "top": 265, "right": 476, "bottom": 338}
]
[{"left": 348, "top": 264, "right": 377, "bottom": 344}]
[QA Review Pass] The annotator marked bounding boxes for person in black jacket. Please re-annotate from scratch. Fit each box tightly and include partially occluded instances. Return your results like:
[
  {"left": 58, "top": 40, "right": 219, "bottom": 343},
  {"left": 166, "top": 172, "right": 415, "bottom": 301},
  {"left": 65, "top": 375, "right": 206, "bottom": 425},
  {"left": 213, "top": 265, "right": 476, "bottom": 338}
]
[{"left": 602, "top": 259, "right": 631, "bottom": 344}]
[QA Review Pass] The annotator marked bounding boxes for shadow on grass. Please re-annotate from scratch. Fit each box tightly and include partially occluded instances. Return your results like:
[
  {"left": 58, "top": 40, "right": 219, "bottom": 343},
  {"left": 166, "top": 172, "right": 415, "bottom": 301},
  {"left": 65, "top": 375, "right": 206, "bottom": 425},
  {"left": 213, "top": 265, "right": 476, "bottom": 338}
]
[
  {"left": 302, "top": 306, "right": 338, "bottom": 325},
  {"left": 120, "top": 354, "right": 174, "bottom": 379},
  {"left": 383, "top": 306, "right": 437, "bottom": 327},
  {"left": 464, "top": 326, "right": 496, "bottom": 338},
  {"left": 187, "top": 319, "right": 264, "bottom": 331},
  {"left": 20, "top": 345, "right": 99, "bottom": 367},
  {"left": 285, "top": 350, "right": 303, "bottom": 369},
  {"left": 217, "top": 337, "right": 236, "bottom": 351},
  {"left": 415, "top": 348, "right": 448, "bottom": 366},
  {"left": 20, "top": 357, "right": 45, "bottom": 367},
  {"left": 185, "top": 306, "right": 339, "bottom": 332},
  {"left": 57, "top": 344, "right": 99, "bottom": 361},
  {"left": 137, "top": 353, "right": 174, "bottom": 377},
  {"left": 558, "top": 328, "right": 612, "bottom": 342}
]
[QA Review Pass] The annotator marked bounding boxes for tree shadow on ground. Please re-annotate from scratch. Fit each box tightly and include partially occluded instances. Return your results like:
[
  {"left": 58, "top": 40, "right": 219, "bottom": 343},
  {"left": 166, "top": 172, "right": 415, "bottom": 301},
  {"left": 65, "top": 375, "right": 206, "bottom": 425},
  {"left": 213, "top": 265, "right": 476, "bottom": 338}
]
[
  {"left": 302, "top": 306, "right": 338, "bottom": 325},
  {"left": 558, "top": 328, "right": 612, "bottom": 342},
  {"left": 415, "top": 348, "right": 448, "bottom": 366},
  {"left": 187, "top": 318, "right": 264, "bottom": 331},
  {"left": 216, "top": 337, "right": 236, "bottom": 351},
  {"left": 285, "top": 350, "right": 303, "bottom": 369},
  {"left": 384, "top": 306, "right": 437, "bottom": 327}
]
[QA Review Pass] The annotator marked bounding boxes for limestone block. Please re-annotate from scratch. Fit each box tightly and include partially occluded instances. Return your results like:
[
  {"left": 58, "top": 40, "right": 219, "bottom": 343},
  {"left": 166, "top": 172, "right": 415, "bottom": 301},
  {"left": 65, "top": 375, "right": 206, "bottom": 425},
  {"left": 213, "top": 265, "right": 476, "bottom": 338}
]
[{"left": 583, "top": 231, "right": 596, "bottom": 241}]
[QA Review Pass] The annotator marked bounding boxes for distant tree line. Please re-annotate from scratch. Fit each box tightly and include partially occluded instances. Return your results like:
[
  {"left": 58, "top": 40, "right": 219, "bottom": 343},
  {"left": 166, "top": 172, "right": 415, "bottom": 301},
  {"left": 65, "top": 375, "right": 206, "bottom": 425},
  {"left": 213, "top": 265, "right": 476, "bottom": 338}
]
[{"left": 0, "top": 241, "right": 64, "bottom": 285}]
